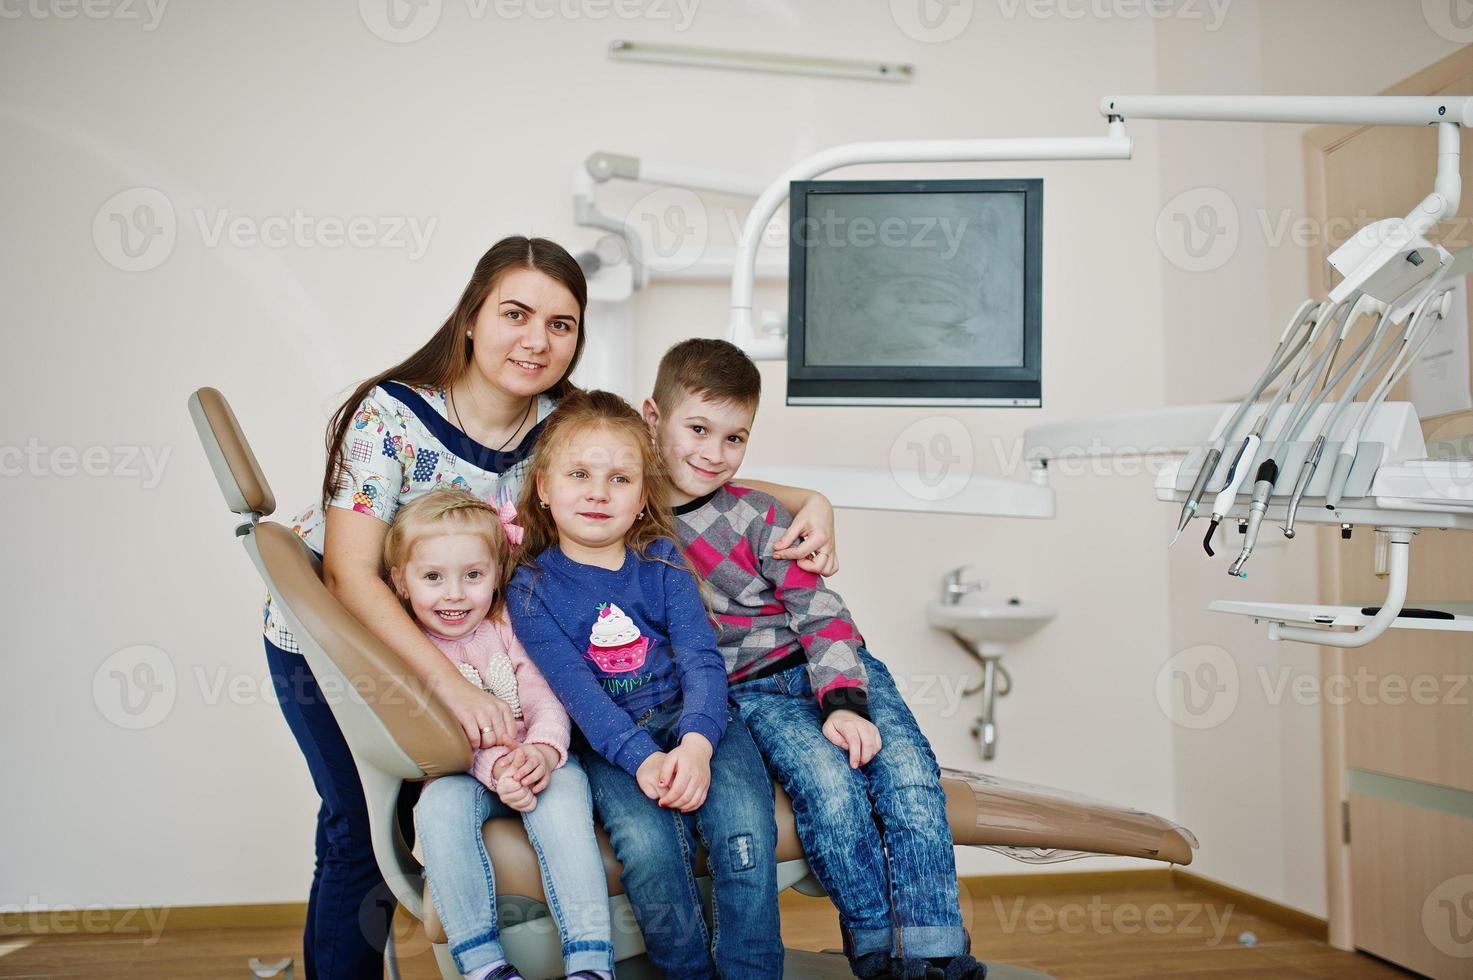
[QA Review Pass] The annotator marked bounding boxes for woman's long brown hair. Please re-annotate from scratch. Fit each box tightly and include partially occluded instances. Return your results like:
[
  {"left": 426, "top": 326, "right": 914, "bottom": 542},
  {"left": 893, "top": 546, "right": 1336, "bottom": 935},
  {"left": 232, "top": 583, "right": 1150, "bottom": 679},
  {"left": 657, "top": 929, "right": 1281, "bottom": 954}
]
[{"left": 320, "top": 236, "right": 588, "bottom": 506}]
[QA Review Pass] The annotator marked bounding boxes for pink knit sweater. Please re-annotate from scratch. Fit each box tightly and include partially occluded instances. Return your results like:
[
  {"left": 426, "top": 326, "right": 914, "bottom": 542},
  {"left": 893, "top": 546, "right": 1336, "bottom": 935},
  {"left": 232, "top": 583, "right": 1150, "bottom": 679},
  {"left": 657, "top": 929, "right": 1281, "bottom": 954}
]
[{"left": 423, "top": 617, "right": 572, "bottom": 789}]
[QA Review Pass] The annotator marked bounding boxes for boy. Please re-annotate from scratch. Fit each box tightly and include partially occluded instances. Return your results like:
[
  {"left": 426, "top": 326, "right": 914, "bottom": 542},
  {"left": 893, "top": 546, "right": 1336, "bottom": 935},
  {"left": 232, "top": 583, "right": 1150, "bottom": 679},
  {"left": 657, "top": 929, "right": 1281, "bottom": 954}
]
[{"left": 643, "top": 339, "right": 986, "bottom": 980}]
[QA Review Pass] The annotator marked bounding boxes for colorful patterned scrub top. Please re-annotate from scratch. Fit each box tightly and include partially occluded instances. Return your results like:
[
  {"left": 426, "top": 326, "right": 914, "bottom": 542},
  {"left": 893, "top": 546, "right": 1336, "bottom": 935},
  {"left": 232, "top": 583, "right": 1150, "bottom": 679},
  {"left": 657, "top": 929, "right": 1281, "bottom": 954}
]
[{"left": 262, "top": 381, "right": 558, "bottom": 653}]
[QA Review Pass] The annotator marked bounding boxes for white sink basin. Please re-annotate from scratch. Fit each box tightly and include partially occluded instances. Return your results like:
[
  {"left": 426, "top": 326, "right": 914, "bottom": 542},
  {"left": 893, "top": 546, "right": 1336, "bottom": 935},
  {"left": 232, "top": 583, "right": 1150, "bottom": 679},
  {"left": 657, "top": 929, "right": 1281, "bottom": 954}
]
[{"left": 927, "top": 599, "right": 1057, "bottom": 646}]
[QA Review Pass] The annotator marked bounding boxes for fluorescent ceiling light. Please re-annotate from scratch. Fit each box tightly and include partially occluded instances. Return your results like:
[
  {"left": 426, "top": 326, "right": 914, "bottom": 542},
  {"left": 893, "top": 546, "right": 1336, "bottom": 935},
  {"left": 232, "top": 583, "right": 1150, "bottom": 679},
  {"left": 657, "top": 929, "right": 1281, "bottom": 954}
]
[{"left": 608, "top": 40, "right": 913, "bottom": 83}]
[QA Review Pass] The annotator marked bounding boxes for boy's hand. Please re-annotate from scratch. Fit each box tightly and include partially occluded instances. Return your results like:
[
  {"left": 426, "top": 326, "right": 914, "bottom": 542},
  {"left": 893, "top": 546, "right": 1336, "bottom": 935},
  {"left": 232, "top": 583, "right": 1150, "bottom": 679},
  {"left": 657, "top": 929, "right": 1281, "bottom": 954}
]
[
  {"left": 773, "top": 493, "right": 838, "bottom": 577},
  {"left": 496, "top": 773, "right": 536, "bottom": 812},
  {"left": 822, "top": 710, "right": 882, "bottom": 768},
  {"left": 657, "top": 733, "right": 713, "bottom": 813},
  {"left": 516, "top": 743, "right": 559, "bottom": 795},
  {"left": 636, "top": 751, "right": 670, "bottom": 801}
]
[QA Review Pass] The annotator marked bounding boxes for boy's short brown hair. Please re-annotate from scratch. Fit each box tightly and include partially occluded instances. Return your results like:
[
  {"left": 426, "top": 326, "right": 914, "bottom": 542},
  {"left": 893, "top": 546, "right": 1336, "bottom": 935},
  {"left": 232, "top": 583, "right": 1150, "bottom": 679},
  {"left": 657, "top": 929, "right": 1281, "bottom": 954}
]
[{"left": 652, "top": 338, "right": 762, "bottom": 413}]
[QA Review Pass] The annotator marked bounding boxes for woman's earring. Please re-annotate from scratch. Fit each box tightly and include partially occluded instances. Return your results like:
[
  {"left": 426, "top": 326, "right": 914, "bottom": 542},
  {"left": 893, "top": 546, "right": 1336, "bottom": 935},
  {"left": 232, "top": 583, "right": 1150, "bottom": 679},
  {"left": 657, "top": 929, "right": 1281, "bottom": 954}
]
[
  {"left": 465, "top": 330, "right": 473, "bottom": 339},
  {"left": 539, "top": 499, "right": 549, "bottom": 509}
]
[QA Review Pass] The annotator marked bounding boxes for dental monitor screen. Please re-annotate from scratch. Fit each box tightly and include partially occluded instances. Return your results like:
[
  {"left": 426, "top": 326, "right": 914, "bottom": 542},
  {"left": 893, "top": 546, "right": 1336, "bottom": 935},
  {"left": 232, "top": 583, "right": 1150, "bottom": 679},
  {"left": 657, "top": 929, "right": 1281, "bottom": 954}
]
[{"left": 787, "top": 179, "right": 1043, "bottom": 406}]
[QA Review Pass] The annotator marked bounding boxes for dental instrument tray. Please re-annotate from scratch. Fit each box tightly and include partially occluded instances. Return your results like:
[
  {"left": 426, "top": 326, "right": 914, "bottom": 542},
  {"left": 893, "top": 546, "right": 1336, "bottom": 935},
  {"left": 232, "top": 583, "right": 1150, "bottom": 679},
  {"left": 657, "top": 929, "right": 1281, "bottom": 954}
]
[{"left": 1157, "top": 401, "right": 1473, "bottom": 531}]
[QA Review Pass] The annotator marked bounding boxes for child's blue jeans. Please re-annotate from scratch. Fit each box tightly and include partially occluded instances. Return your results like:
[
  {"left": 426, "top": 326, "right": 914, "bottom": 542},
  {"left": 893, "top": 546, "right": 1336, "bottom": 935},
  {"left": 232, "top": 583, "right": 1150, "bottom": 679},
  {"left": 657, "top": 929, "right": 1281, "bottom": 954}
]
[
  {"left": 729, "top": 648, "right": 966, "bottom": 961},
  {"left": 414, "top": 761, "right": 615, "bottom": 976},
  {"left": 578, "top": 697, "right": 784, "bottom": 979}
]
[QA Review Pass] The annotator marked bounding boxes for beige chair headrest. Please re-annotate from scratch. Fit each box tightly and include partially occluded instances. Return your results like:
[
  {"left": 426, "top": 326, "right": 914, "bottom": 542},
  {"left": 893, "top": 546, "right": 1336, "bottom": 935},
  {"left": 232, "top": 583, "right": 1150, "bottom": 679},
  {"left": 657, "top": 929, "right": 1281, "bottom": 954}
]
[{"left": 188, "top": 387, "right": 276, "bottom": 517}]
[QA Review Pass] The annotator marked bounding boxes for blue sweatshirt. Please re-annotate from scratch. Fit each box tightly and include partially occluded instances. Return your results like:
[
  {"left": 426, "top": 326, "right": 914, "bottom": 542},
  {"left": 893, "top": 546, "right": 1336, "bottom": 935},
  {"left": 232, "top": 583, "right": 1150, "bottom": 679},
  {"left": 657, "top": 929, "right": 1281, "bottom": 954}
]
[{"left": 507, "top": 537, "right": 729, "bottom": 775}]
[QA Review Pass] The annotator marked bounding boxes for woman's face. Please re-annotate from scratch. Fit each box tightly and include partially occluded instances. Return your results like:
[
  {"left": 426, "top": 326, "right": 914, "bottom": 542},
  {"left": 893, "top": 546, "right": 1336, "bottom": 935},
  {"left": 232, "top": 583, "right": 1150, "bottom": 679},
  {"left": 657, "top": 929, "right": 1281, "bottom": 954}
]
[{"left": 468, "top": 267, "right": 581, "bottom": 399}]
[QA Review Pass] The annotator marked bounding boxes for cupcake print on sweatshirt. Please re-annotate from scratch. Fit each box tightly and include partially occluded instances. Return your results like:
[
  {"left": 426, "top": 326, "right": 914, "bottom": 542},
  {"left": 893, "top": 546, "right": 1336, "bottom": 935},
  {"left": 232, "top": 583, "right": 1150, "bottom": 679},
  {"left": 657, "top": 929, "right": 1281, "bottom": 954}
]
[{"left": 586, "top": 602, "right": 650, "bottom": 673}]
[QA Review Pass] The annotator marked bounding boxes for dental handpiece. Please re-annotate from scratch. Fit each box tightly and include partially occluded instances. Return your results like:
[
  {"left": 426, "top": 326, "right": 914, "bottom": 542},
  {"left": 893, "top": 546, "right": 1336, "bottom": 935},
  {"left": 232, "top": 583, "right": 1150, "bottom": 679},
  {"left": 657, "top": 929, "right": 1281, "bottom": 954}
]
[
  {"left": 1325, "top": 290, "right": 1449, "bottom": 509},
  {"left": 1282, "top": 300, "right": 1404, "bottom": 535},
  {"left": 1199, "top": 301, "right": 1330, "bottom": 556},
  {"left": 1228, "top": 459, "right": 1278, "bottom": 577},
  {"left": 1173, "top": 300, "right": 1320, "bottom": 543},
  {"left": 1227, "top": 298, "right": 1362, "bottom": 573}
]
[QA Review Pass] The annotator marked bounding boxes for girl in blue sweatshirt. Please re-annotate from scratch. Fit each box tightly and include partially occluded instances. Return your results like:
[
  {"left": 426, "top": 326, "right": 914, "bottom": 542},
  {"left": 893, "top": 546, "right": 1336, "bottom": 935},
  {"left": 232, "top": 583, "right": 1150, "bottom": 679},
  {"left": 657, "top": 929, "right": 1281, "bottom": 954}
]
[{"left": 505, "top": 390, "right": 783, "bottom": 979}]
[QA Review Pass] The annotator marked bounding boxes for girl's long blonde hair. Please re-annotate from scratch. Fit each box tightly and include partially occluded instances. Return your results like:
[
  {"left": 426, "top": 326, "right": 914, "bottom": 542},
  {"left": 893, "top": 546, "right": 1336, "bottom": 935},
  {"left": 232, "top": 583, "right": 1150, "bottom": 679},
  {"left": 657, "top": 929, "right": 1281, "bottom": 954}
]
[
  {"left": 508, "top": 389, "right": 685, "bottom": 586},
  {"left": 384, "top": 486, "right": 510, "bottom": 621}
]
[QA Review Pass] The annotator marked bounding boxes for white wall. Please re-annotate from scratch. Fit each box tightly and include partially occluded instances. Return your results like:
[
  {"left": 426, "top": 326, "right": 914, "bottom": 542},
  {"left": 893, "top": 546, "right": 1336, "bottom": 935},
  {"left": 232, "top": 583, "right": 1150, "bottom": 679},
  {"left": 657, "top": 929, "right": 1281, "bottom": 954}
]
[{"left": 0, "top": 0, "right": 1453, "bottom": 917}]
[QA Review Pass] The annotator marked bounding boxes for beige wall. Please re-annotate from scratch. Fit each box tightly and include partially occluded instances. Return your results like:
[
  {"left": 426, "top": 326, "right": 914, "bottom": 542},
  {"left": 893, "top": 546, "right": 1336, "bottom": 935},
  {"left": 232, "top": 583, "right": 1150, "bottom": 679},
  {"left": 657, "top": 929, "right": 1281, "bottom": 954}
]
[{"left": 0, "top": 0, "right": 1456, "bottom": 919}]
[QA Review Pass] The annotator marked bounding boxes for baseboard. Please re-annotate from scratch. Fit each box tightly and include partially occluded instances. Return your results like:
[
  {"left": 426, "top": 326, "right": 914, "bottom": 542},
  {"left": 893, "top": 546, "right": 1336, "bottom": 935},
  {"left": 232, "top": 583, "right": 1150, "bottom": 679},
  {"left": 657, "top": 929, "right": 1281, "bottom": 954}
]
[
  {"left": 0, "top": 902, "right": 307, "bottom": 937},
  {"left": 1169, "top": 869, "right": 1329, "bottom": 941},
  {"left": 1, "top": 869, "right": 1327, "bottom": 942}
]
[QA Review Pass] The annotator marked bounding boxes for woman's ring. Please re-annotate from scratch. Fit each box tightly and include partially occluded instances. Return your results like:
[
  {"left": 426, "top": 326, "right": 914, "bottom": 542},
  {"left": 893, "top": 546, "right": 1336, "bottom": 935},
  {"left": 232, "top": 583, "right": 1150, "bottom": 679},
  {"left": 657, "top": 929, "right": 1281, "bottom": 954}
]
[{"left": 480, "top": 725, "right": 493, "bottom": 735}]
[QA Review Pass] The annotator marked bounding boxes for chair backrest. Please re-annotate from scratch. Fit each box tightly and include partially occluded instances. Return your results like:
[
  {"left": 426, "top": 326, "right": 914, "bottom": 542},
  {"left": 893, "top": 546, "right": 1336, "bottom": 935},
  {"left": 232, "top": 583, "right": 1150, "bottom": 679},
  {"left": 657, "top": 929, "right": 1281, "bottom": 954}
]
[
  {"left": 188, "top": 387, "right": 471, "bottom": 917},
  {"left": 188, "top": 387, "right": 276, "bottom": 518}
]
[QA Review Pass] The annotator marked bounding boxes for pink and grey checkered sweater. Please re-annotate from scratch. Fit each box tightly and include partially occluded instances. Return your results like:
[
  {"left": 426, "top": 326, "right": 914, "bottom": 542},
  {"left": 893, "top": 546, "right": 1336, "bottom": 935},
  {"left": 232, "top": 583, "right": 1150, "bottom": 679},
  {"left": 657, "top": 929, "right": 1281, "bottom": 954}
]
[{"left": 673, "top": 484, "right": 869, "bottom": 720}]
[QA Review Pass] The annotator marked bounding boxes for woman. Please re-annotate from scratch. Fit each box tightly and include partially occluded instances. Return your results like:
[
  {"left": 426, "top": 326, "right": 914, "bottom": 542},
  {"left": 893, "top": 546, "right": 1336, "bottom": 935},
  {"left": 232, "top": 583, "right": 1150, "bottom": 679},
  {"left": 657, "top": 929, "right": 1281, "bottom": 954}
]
[{"left": 262, "top": 235, "right": 838, "bottom": 978}]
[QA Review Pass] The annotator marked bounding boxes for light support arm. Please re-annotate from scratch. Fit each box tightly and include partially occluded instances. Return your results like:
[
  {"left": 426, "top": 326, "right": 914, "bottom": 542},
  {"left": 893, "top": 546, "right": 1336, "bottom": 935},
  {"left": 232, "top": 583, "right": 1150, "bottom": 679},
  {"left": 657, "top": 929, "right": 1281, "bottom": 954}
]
[{"left": 728, "top": 120, "right": 1133, "bottom": 358}]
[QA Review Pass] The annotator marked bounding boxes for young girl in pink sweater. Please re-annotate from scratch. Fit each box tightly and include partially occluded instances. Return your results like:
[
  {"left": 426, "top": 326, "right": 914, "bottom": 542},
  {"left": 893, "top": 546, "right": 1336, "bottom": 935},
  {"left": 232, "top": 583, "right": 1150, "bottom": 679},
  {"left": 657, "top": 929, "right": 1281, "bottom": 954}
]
[{"left": 386, "top": 487, "right": 613, "bottom": 980}]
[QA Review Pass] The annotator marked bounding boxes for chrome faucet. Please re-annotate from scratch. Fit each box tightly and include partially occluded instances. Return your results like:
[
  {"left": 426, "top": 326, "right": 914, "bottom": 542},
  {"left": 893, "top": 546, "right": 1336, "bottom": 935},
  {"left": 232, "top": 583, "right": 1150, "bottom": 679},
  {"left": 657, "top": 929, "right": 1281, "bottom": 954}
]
[{"left": 942, "top": 565, "right": 986, "bottom": 605}]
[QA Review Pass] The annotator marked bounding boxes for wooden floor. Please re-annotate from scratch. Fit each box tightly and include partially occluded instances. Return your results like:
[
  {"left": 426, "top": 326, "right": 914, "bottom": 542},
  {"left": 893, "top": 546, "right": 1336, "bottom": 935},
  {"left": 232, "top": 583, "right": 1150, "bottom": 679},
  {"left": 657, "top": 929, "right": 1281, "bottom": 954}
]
[{"left": 0, "top": 879, "right": 1417, "bottom": 979}]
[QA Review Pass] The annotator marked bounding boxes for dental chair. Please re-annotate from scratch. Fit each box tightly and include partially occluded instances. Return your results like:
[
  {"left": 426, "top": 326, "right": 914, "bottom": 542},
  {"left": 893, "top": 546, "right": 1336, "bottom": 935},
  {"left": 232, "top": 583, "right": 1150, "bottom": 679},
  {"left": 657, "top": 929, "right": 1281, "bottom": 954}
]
[{"left": 189, "top": 387, "right": 1197, "bottom": 980}]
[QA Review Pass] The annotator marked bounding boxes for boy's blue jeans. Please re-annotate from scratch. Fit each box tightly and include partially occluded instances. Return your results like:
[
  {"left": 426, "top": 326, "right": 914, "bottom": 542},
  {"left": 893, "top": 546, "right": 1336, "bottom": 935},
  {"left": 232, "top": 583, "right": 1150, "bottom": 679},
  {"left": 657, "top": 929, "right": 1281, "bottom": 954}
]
[
  {"left": 730, "top": 648, "right": 966, "bottom": 961},
  {"left": 414, "top": 762, "right": 615, "bottom": 976},
  {"left": 579, "top": 698, "right": 784, "bottom": 979}
]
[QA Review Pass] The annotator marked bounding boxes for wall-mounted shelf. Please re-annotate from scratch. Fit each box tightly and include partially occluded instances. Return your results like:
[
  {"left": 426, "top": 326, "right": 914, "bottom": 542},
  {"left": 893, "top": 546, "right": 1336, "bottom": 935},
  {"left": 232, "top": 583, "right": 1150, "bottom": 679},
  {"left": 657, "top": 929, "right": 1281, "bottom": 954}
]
[{"left": 1210, "top": 600, "right": 1473, "bottom": 634}]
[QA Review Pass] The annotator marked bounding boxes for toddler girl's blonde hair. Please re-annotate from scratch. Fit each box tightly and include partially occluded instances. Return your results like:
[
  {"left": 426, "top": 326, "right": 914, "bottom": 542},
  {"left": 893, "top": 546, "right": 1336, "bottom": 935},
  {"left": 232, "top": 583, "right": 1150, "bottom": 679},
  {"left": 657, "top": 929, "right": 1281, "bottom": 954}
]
[{"left": 384, "top": 486, "right": 509, "bottom": 620}]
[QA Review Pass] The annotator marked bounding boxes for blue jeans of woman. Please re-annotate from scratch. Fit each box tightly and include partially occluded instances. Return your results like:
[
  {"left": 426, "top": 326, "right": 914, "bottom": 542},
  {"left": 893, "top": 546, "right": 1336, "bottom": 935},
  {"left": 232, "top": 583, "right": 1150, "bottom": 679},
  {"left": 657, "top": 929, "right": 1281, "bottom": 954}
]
[
  {"left": 578, "top": 698, "right": 784, "bottom": 979},
  {"left": 729, "top": 648, "right": 965, "bottom": 961},
  {"left": 265, "top": 637, "right": 399, "bottom": 980},
  {"left": 414, "top": 762, "right": 615, "bottom": 976}
]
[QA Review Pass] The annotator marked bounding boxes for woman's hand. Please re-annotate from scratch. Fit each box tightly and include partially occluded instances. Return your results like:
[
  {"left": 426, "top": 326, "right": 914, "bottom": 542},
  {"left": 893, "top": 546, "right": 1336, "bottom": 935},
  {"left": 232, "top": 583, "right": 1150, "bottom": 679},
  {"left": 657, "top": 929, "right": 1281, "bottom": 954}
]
[
  {"left": 441, "top": 685, "right": 518, "bottom": 751},
  {"left": 772, "top": 492, "right": 839, "bottom": 577}
]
